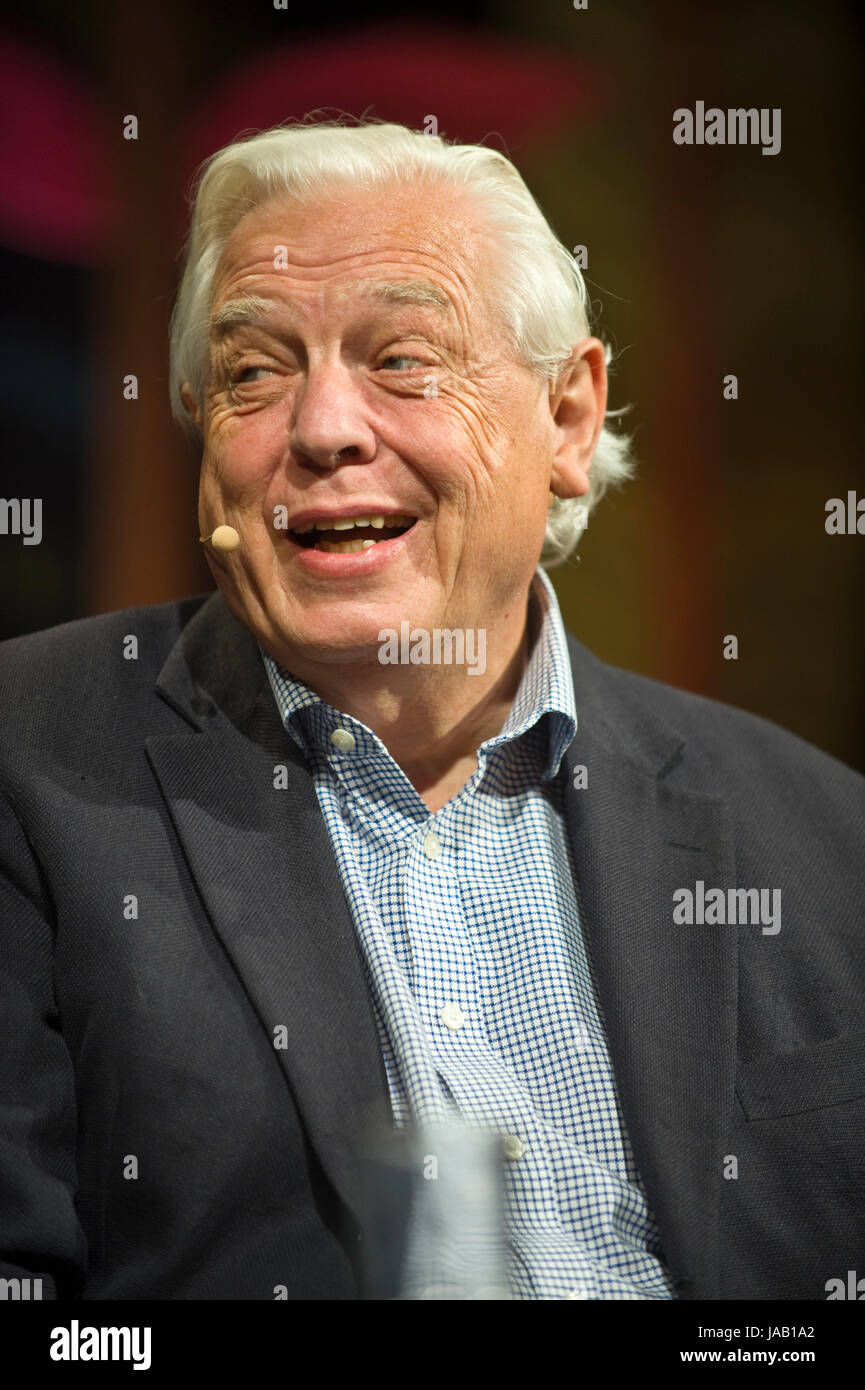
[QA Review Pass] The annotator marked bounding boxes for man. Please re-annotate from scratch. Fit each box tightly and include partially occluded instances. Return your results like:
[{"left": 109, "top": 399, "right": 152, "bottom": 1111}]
[{"left": 1, "top": 120, "right": 863, "bottom": 1302}]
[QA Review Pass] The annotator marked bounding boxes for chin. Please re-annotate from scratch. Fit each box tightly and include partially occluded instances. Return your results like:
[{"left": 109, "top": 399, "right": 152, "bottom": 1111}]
[{"left": 268, "top": 616, "right": 389, "bottom": 663}]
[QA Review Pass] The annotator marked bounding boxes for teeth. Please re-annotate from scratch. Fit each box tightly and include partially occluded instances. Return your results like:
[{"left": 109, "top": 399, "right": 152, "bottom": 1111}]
[
  {"left": 292, "top": 513, "right": 415, "bottom": 541},
  {"left": 319, "top": 538, "right": 371, "bottom": 554}
]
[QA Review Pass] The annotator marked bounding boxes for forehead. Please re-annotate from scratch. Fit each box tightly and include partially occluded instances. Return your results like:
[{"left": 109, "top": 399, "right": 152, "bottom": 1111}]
[{"left": 211, "top": 180, "right": 496, "bottom": 316}]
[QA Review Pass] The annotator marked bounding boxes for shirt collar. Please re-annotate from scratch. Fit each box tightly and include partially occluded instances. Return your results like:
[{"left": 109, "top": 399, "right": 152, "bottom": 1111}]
[{"left": 260, "top": 566, "right": 577, "bottom": 782}]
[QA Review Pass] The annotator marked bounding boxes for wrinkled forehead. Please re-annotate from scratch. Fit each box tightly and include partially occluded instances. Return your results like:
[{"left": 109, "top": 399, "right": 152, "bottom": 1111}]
[{"left": 211, "top": 181, "right": 501, "bottom": 318}]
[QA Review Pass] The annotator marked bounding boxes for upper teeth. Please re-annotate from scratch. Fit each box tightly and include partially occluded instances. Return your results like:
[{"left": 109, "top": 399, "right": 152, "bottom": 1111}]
[{"left": 292, "top": 513, "right": 412, "bottom": 534}]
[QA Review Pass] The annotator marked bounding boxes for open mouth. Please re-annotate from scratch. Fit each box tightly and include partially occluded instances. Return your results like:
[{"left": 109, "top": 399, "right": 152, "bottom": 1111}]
[{"left": 290, "top": 513, "right": 417, "bottom": 553}]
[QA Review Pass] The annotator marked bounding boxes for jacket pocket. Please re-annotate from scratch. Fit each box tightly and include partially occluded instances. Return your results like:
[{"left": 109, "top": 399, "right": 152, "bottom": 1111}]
[{"left": 736, "top": 1031, "right": 865, "bottom": 1119}]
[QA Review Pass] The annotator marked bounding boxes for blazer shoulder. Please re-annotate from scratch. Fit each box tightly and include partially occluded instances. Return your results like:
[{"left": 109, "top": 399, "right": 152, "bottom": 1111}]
[
  {"left": 568, "top": 631, "right": 865, "bottom": 799},
  {"left": 0, "top": 594, "right": 211, "bottom": 729}
]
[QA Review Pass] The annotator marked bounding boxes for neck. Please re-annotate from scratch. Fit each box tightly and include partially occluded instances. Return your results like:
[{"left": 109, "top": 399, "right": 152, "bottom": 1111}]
[{"left": 274, "top": 585, "right": 539, "bottom": 813}]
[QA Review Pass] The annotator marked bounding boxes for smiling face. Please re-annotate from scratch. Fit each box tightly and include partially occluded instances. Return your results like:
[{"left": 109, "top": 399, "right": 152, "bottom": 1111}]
[{"left": 185, "top": 178, "right": 580, "bottom": 674}]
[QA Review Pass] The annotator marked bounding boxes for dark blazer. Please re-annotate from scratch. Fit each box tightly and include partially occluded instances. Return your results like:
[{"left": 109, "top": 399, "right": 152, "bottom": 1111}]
[{"left": 1, "top": 590, "right": 863, "bottom": 1301}]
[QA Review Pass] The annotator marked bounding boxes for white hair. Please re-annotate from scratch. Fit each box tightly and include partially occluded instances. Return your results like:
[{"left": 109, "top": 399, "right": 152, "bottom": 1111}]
[{"left": 169, "top": 117, "right": 635, "bottom": 566}]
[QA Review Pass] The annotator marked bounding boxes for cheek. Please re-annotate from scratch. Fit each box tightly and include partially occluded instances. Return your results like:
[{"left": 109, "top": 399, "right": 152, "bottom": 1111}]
[
  {"left": 203, "top": 412, "right": 284, "bottom": 490},
  {"left": 400, "top": 393, "right": 506, "bottom": 486},
  {"left": 440, "top": 372, "right": 532, "bottom": 469}
]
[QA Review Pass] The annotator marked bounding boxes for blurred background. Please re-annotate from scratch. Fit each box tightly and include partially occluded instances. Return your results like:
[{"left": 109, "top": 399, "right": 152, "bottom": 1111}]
[{"left": 1, "top": 0, "right": 862, "bottom": 769}]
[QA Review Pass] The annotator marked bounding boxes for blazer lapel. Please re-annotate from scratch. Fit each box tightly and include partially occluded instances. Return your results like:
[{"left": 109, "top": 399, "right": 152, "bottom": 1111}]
[
  {"left": 145, "top": 592, "right": 392, "bottom": 1233},
  {"left": 563, "top": 634, "right": 738, "bottom": 1300}
]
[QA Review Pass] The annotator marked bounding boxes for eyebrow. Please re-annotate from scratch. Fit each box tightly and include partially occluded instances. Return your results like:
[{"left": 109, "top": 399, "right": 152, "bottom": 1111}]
[
  {"left": 209, "top": 279, "right": 455, "bottom": 337},
  {"left": 210, "top": 295, "right": 273, "bottom": 335},
  {"left": 364, "top": 278, "right": 454, "bottom": 312}
]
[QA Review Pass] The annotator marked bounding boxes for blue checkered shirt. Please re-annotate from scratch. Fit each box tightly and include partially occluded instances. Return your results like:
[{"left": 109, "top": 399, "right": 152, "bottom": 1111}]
[{"left": 262, "top": 568, "right": 675, "bottom": 1300}]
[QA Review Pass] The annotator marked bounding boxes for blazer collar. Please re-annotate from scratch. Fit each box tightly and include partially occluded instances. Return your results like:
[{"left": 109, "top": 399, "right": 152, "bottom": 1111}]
[{"left": 149, "top": 590, "right": 395, "bottom": 1256}]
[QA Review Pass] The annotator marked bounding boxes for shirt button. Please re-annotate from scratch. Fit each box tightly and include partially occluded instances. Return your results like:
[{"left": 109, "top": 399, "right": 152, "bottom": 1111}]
[
  {"left": 330, "top": 728, "right": 356, "bottom": 752},
  {"left": 440, "top": 1003, "right": 466, "bottom": 1031},
  {"left": 423, "top": 831, "right": 442, "bottom": 859},
  {"left": 502, "top": 1134, "right": 525, "bottom": 1161},
  {"left": 565, "top": 1288, "right": 590, "bottom": 1300}
]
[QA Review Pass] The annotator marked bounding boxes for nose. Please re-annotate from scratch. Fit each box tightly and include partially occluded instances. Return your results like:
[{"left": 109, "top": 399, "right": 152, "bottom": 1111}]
[{"left": 288, "top": 358, "right": 377, "bottom": 472}]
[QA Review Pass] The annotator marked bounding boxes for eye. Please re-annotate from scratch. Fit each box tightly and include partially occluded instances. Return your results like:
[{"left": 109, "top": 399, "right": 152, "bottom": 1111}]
[
  {"left": 379, "top": 354, "right": 427, "bottom": 371},
  {"left": 234, "top": 365, "right": 273, "bottom": 383}
]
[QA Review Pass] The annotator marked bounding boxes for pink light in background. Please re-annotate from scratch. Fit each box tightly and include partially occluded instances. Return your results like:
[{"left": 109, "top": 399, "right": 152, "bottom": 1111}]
[
  {"left": 0, "top": 33, "right": 116, "bottom": 264},
  {"left": 184, "top": 22, "right": 610, "bottom": 182},
  {"left": 0, "top": 21, "right": 610, "bottom": 264}
]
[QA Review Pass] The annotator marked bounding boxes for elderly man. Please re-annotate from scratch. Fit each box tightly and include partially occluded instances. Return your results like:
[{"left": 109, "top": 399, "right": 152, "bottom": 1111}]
[{"left": 1, "top": 120, "right": 863, "bottom": 1304}]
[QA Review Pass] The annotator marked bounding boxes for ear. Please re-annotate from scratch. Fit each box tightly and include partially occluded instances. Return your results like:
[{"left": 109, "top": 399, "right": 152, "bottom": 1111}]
[
  {"left": 180, "top": 383, "right": 202, "bottom": 431},
  {"left": 548, "top": 338, "right": 608, "bottom": 500}
]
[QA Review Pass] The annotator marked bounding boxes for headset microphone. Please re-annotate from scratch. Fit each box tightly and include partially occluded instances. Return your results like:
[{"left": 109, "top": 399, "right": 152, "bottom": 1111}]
[{"left": 199, "top": 525, "right": 240, "bottom": 553}]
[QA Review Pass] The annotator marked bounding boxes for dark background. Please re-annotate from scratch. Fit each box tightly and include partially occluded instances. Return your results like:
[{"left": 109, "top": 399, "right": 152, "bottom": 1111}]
[{"left": 1, "top": 0, "right": 862, "bottom": 770}]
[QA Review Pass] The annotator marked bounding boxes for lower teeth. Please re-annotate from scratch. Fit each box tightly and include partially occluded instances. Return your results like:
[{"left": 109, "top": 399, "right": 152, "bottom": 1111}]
[{"left": 317, "top": 537, "right": 379, "bottom": 554}]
